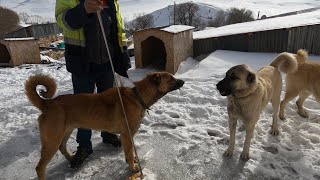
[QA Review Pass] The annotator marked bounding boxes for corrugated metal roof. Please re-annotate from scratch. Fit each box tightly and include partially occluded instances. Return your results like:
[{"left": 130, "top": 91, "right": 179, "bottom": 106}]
[{"left": 193, "top": 9, "right": 320, "bottom": 40}]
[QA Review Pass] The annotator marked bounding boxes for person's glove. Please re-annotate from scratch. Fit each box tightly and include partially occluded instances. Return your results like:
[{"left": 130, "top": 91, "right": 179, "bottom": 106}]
[
  {"left": 122, "top": 46, "right": 131, "bottom": 70},
  {"left": 84, "top": 0, "right": 103, "bottom": 14}
]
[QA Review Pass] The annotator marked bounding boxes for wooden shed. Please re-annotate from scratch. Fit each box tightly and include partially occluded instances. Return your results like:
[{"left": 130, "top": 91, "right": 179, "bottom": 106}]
[
  {"left": 0, "top": 38, "right": 41, "bottom": 67},
  {"left": 133, "top": 25, "right": 194, "bottom": 74}
]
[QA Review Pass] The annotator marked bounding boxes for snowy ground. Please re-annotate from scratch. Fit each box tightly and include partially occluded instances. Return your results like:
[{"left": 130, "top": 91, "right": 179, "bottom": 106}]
[{"left": 0, "top": 50, "right": 320, "bottom": 180}]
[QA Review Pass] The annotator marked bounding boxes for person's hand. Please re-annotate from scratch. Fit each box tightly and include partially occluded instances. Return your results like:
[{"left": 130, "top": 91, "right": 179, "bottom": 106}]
[{"left": 84, "top": 0, "right": 103, "bottom": 14}]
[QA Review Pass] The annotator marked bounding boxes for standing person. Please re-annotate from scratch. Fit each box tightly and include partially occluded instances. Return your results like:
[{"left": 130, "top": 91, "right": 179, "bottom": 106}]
[{"left": 55, "top": 0, "right": 131, "bottom": 168}]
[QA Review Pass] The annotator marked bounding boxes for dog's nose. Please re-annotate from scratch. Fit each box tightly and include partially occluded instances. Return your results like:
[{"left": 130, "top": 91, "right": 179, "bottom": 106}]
[
  {"left": 216, "top": 82, "right": 223, "bottom": 91},
  {"left": 177, "top": 79, "right": 185, "bottom": 87}
]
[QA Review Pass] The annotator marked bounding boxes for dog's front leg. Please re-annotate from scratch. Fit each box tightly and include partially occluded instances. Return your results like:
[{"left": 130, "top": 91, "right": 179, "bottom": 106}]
[
  {"left": 121, "top": 133, "right": 139, "bottom": 172},
  {"left": 240, "top": 119, "right": 257, "bottom": 160},
  {"left": 223, "top": 116, "right": 238, "bottom": 156}
]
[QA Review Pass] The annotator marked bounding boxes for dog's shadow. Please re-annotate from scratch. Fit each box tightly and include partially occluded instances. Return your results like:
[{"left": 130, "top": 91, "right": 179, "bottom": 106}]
[
  {"left": 0, "top": 127, "right": 40, "bottom": 170},
  {"left": 215, "top": 156, "right": 247, "bottom": 180},
  {"left": 30, "top": 142, "right": 131, "bottom": 180}
]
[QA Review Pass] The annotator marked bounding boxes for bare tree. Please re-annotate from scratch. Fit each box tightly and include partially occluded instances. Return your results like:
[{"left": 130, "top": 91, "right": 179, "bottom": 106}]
[
  {"left": 171, "top": 2, "right": 204, "bottom": 30},
  {"left": 226, "top": 8, "right": 254, "bottom": 25},
  {"left": 19, "top": 12, "right": 30, "bottom": 23},
  {"left": 28, "top": 15, "right": 44, "bottom": 24},
  {"left": 207, "top": 8, "right": 254, "bottom": 28},
  {"left": 207, "top": 10, "right": 227, "bottom": 27},
  {"left": 193, "top": 16, "right": 206, "bottom": 30},
  {"left": 0, "top": 6, "right": 20, "bottom": 35},
  {"left": 173, "top": 2, "right": 199, "bottom": 26},
  {"left": 130, "top": 13, "right": 154, "bottom": 31}
]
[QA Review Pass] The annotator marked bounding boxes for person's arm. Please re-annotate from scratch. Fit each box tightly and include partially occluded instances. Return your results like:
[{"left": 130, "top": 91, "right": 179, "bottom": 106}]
[{"left": 55, "top": 0, "right": 102, "bottom": 30}]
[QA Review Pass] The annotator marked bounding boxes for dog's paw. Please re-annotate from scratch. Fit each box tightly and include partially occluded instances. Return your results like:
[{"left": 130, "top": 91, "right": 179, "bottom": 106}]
[
  {"left": 129, "top": 163, "right": 139, "bottom": 172},
  {"left": 279, "top": 115, "right": 286, "bottom": 121},
  {"left": 270, "top": 129, "right": 279, "bottom": 136},
  {"left": 240, "top": 152, "right": 250, "bottom": 161},
  {"left": 223, "top": 149, "right": 234, "bottom": 157},
  {"left": 298, "top": 110, "right": 309, "bottom": 118}
]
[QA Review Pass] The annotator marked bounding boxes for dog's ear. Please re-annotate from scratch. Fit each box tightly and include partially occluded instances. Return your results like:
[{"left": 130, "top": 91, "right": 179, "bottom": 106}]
[
  {"left": 246, "top": 72, "right": 256, "bottom": 84},
  {"left": 151, "top": 73, "right": 161, "bottom": 85}
]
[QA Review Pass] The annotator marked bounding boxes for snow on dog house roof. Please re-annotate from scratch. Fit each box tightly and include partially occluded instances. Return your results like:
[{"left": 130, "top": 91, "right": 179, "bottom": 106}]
[
  {"left": 161, "top": 25, "right": 195, "bottom": 34},
  {"left": 134, "top": 25, "right": 195, "bottom": 74},
  {"left": 0, "top": 37, "right": 41, "bottom": 67},
  {"left": 193, "top": 9, "right": 320, "bottom": 40}
]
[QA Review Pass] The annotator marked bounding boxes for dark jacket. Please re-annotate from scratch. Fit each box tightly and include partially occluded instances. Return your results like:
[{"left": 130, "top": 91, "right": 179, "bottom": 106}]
[{"left": 57, "top": 0, "right": 131, "bottom": 77}]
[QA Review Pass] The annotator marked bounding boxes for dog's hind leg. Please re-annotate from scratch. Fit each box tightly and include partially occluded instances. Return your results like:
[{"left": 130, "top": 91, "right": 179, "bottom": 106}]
[
  {"left": 59, "top": 128, "right": 74, "bottom": 161},
  {"left": 36, "top": 113, "right": 65, "bottom": 180},
  {"left": 280, "top": 88, "right": 301, "bottom": 120},
  {"left": 36, "top": 133, "right": 63, "bottom": 180},
  {"left": 36, "top": 144, "right": 60, "bottom": 180},
  {"left": 296, "top": 91, "right": 311, "bottom": 118}
]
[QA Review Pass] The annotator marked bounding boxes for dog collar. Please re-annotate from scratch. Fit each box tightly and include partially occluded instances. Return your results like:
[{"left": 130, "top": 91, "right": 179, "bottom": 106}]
[{"left": 132, "top": 87, "right": 151, "bottom": 111}]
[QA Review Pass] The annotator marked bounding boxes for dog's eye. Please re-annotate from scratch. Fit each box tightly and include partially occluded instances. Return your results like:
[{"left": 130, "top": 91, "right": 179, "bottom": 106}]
[{"left": 230, "top": 75, "right": 238, "bottom": 80}]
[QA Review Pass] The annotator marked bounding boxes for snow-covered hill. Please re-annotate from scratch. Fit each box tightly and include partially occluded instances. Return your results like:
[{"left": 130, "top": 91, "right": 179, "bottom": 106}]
[{"left": 0, "top": 0, "right": 319, "bottom": 21}]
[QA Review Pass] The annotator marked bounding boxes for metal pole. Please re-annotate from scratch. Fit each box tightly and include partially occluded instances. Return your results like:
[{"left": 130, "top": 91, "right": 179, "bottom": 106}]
[{"left": 173, "top": 1, "right": 176, "bottom": 25}]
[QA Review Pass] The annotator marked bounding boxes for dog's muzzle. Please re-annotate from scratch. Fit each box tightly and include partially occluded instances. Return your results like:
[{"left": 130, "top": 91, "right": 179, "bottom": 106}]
[
  {"left": 171, "top": 79, "right": 185, "bottom": 91},
  {"left": 216, "top": 80, "right": 231, "bottom": 96}
]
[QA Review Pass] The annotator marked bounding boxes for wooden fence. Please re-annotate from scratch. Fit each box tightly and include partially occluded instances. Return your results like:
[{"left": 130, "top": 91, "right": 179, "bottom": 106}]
[{"left": 0, "top": 23, "right": 62, "bottom": 39}]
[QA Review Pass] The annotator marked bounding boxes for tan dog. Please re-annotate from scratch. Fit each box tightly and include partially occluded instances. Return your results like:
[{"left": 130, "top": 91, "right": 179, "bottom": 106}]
[
  {"left": 216, "top": 53, "right": 297, "bottom": 160},
  {"left": 279, "top": 49, "right": 320, "bottom": 120},
  {"left": 25, "top": 72, "right": 184, "bottom": 180}
]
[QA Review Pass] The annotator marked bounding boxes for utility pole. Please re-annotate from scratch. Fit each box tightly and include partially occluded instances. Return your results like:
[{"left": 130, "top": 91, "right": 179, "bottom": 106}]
[{"left": 173, "top": 1, "right": 176, "bottom": 25}]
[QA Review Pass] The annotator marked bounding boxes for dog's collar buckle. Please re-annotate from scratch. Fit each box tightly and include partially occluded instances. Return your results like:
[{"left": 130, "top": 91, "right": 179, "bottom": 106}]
[{"left": 132, "top": 87, "right": 151, "bottom": 111}]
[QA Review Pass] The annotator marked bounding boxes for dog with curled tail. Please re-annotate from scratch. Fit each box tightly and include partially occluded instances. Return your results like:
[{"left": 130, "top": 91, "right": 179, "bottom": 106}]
[
  {"left": 279, "top": 49, "right": 320, "bottom": 120},
  {"left": 25, "top": 72, "right": 184, "bottom": 180}
]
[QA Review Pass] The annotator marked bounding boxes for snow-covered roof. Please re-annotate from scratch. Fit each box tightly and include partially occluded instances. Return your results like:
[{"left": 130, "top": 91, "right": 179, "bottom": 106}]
[
  {"left": 3, "top": 37, "right": 35, "bottom": 41},
  {"left": 161, "top": 25, "right": 195, "bottom": 34},
  {"left": 193, "top": 9, "right": 320, "bottom": 40},
  {"left": 19, "top": 23, "right": 32, "bottom": 28}
]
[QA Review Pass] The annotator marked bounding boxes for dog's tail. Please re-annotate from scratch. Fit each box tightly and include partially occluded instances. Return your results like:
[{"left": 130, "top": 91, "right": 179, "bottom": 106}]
[
  {"left": 25, "top": 74, "right": 57, "bottom": 111},
  {"left": 270, "top": 52, "right": 298, "bottom": 74},
  {"left": 296, "top": 49, "right": 308, "bottom": 63}
]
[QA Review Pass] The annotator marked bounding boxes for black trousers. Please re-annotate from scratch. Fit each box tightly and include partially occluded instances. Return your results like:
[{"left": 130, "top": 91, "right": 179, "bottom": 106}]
[{"left": 72, "top": 62, "right": 117, "bottom": 151}]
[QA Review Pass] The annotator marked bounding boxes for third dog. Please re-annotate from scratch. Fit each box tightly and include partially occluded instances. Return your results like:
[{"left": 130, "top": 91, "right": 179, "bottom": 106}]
[{"left": 279, "top": 49, "right": 320, "bottom": 120}]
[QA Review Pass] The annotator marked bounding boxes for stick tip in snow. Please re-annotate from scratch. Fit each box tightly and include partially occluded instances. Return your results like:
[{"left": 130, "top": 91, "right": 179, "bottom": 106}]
[{"left": 128, "top": 172, "right": 144, "bottom": 180}]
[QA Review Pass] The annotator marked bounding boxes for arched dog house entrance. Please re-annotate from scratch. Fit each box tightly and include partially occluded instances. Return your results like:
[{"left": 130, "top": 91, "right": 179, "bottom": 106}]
[
  {"left": 0, "top": 43, "right": 10, "bottom": 66},
  {"left": 133, "top": 25, "right": 195, "bottom": 74},
  {"left": 141, "top": 36, "right": 167, "bottom": 70}
]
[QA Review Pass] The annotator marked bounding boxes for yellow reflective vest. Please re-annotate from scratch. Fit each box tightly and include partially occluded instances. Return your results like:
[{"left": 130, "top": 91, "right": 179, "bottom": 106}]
[{"left": 55, "top": 0, "right": 127, "bottom": 52}]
